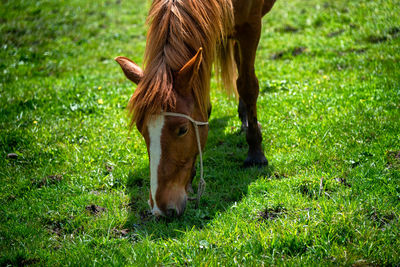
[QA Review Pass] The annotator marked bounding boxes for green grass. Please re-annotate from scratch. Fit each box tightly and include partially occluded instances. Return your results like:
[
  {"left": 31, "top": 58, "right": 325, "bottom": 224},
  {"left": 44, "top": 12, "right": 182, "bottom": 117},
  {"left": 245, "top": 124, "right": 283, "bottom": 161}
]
[{"left": 1, "top": 0, "right": 399, "bottom": 265}]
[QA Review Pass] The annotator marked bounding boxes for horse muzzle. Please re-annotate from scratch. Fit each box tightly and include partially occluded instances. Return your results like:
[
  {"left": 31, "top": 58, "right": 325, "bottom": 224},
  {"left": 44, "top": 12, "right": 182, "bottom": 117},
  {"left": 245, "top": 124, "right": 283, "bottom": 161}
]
[
  {"left": 166, "top": 196, "right": 187, "bottom": 217},
  {"left": 151, "top": 195, "right": 187, "bottom": 217}
]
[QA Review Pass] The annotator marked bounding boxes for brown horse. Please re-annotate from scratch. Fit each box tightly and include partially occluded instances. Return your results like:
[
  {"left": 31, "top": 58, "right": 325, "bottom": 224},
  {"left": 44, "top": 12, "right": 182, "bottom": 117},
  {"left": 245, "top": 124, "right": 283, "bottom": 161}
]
[{"left": 115, "top": 0, "right": 276, "bottom": 217}]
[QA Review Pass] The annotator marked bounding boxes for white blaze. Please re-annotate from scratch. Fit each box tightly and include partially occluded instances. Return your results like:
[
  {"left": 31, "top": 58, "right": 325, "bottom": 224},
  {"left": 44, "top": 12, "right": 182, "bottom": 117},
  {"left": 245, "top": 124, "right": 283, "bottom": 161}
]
[{"left": 147, "top": 115, "right": 165, "bottom": 215}]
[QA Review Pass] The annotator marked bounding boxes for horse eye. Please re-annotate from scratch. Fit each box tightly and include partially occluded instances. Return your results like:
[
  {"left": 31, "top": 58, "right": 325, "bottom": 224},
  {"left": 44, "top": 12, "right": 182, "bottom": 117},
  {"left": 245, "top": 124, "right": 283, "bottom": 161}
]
[{"left": 177, "top": 126, "right": 188, "bottom": 137}]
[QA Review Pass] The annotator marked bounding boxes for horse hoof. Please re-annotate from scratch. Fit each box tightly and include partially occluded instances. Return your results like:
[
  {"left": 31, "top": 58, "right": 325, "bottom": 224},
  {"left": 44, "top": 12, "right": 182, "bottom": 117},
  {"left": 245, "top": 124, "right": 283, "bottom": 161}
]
[{"left": 243, "top": 152, "right": 268, "bottom": 167}]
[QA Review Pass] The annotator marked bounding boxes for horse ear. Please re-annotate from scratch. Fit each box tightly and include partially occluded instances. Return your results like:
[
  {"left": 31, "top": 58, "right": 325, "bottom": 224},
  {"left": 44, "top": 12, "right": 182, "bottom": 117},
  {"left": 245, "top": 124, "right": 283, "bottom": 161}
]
[
  {"left": 175, "top": 48, "right": 203, "bottom": 95},
  {"left": 115, "top": 56, "right": 143, "bottom": 85}
]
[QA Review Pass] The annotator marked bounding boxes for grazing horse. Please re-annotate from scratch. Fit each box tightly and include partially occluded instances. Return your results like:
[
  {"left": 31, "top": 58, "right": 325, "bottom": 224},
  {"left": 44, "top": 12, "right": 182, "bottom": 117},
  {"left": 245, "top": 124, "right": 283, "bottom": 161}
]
[{"left": 115, "top": 0, "right": 276, "bottom": 217}]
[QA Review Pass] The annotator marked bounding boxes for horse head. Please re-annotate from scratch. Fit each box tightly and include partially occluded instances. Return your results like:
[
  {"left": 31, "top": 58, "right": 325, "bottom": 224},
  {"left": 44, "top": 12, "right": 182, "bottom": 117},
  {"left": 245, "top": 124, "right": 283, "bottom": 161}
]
[{"left": 115, "top": 48, "right": 209, "bottom": 217}]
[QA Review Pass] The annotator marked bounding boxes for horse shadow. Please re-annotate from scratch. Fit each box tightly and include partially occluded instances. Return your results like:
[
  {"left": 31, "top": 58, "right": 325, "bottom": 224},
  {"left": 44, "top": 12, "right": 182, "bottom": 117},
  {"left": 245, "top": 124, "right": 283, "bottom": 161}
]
[{"left": 124, "top": 115, "right": 274, "bottom": 239}]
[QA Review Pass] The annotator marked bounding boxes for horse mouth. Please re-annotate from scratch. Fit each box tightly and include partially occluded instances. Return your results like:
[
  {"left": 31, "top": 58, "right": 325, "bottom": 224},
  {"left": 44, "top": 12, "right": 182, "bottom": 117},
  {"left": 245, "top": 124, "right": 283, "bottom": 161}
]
[
  {"left": 151, "top": 197, "right": 188, "bottom": 218},
  {"left": 165, "top": 202, "right": 187, "bottom": 217}
]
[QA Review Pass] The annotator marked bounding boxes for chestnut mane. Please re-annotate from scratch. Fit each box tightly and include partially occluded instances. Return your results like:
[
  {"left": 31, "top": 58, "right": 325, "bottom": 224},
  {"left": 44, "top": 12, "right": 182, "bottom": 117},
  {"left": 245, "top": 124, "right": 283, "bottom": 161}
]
[{"left": 128, "top": 0, "right": 236, "bottom": 128}]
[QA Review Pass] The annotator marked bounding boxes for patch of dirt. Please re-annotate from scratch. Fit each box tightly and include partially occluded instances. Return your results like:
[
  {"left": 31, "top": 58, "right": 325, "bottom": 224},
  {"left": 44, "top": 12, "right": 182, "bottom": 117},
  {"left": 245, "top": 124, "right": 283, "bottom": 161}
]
[
  {"left": 347, "top": 48, "right": 367, "bottom": 54},
  {"left": 12, "top": 257, "right": 40, "bottom": 266},
  {"left": 112, "top": 228, "right": 130, "bottom": 237},
  {"left": 85, "top": 204, "right": 106, "bottom": 215},
  {"left": 352, "top": 259, "right": 373, "bottom": 267},
  {"left": 327, "top": 29, "right": 345, "bottom": 38},
  {"left": 335, "top": 177, "right": 351, "bottom": 187},
  {"left": 35, "top": 174, "right": 63, "bottom": 188},
  {"left": 49, "top": 222, "right": 63, "bottom": 236},
  {"left": 386, "top": 150, "right": 400, "bottom": 160},
  {"left": 105, "top": 164, "right": 114, "bottom": 173},
  {"left": 258, "top": 205, "right": 286, "bottom": 221},
  {"left": 388, "top": 27, "right": 400, "bottom": 35},
  {"left": 273, "top": 172, "right": 287, "bottom": 179},
  {"left": 279, "top": 24, "right": 299, "bottom": 33},
  {"left": 292, "top": 46, "right": 307, "bottom": 56},
  {"left": 7, "top": 195, "right": 16, "bottom": 201},
  {"left": 369, "top": 209, "right": 396, "bottom": 228},
  {"left": 386, "top": 150, "right": 400, "bottom": 169},
  {"left": 270, "top": 51, "right": 285, "bottom": 60},
  {"left": 366, "top": 35, "right": 389, "bottom": 43},
  {"left": 298, "top": 183, "right": 316, "bottom": 198},
  {"left": 271, "top": 46, "right": 307, "bottom": 60},
  {"left": 45, "top": 219, "right": 73, "bottom": 237},
  {"left": 366, "top": 27, "right": 400, "bottom": 43},
  {"left": 336, "top": 46, "right": 367, "bottom": 57}
]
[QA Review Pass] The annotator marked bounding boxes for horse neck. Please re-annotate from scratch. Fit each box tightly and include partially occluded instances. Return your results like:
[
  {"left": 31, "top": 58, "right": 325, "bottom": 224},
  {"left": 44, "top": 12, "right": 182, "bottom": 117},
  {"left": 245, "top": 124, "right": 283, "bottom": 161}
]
[{"left": 131, "top": 0, "right": 234, "bottom": 125}]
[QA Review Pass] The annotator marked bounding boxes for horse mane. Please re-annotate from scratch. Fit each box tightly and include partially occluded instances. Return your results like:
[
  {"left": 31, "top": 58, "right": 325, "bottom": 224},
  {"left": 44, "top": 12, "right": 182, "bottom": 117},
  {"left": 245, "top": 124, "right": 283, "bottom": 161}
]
[{"left": 128, "top": 0, "right": 236, "bottom": 129}]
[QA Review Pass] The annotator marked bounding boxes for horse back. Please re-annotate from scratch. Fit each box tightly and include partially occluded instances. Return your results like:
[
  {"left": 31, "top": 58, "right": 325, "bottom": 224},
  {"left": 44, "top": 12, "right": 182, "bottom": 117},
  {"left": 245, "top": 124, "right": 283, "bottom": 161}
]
[{"left": 232, "top": 0, "right": 276, "bottom": 25}]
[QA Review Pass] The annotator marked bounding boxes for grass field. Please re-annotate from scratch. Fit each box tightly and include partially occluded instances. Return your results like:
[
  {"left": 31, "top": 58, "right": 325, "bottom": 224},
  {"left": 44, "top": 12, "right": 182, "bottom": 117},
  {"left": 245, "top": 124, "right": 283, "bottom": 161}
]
[{"left": 1, "top": 0, "right": 399, "bottom": 265}]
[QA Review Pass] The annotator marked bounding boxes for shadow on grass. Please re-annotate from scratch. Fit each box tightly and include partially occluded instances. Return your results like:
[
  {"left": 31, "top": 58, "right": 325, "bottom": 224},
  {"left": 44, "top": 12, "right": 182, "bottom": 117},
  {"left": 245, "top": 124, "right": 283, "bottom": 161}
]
[{"left": 124, "top": 115, "right": 274, "bottom": 239}]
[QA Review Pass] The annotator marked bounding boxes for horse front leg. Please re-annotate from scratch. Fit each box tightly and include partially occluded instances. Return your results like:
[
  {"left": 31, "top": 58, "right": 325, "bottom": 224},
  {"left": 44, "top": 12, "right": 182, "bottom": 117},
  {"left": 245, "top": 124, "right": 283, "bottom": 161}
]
[{"left": 234, "top": 22, "right": 268, "bottom": 167}]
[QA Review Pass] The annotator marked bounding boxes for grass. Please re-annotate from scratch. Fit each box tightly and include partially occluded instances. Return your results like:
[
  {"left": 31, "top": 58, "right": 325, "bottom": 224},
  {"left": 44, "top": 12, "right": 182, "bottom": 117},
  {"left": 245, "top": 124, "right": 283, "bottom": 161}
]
[{"left": 1, "top": 0, "right": 399, "bottom": 265}]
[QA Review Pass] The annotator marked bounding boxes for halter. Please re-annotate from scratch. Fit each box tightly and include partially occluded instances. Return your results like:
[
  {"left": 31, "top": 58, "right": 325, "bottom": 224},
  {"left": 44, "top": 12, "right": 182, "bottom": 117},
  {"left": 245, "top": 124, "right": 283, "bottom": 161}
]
[{"left": 162, "top": 112, "right": 208, "bottom": 207}]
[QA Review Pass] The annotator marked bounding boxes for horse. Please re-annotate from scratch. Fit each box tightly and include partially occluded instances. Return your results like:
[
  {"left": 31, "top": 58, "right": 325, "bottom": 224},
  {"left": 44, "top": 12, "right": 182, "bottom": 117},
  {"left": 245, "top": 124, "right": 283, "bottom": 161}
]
[{"left": 115, "top": 0, "right": 276, "bottom": 217}]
